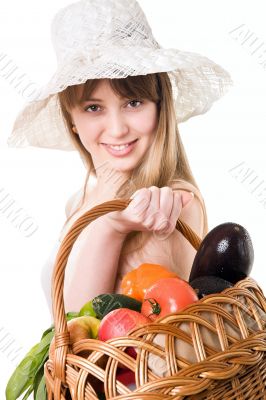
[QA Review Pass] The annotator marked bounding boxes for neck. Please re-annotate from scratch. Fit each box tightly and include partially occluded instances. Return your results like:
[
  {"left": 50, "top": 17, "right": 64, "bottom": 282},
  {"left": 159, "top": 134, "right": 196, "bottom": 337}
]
[{"left": 93, "top": 173, "right": 130, "bottom": 201}]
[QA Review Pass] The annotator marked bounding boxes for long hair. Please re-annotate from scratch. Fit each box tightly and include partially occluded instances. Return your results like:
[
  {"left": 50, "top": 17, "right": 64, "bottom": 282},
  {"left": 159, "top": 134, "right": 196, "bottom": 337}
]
[{"left": 58, "top": 73, "right": 208, "bottom": 259}]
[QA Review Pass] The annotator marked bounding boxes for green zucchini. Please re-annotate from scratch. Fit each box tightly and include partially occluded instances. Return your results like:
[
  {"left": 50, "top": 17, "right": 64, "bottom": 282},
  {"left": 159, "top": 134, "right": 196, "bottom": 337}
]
[{"left": 92, "top": 293, "right": 142, "bottom": 319}]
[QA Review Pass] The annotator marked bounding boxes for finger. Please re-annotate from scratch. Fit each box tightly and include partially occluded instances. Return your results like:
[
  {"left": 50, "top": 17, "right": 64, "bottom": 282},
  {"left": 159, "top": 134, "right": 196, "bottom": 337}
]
[
  {"left": 158, "top": 186, "right": 174, "bottom": 220},
  {"left": 157, "top": 192, "right": 193, "bottom": 237},
  {"left": 162, "top": 191, "right": 182, "bottom": 231},
  {"left": 153, "top": 192, "right": 182, "bottom": 240},
  {"left": 181, "top": 191, "right": 194, "bottom": 208},
  {"left": 145, "top": 186, "right": 160, "bottom": 221},
  {"left": 129, "top": 189, "right": 141, "bottom": 200},
  {"left": 153, "top": 187, "right": 174, "bottom": 231},
  {"left": 170, "top": 191, "right": 184, "bottom": 228},
  {"left": 128, "top": 188, "right": 151, "bottom": 217}
]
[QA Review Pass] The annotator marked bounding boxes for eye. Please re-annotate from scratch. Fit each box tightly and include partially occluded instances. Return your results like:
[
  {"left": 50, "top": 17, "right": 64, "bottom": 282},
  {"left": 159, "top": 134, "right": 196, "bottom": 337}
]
[
  {"left": 84, "top": 104, "right": 100, "bottom": 112},
  {"left": 127, "top": 100, "right": 142, "bottom": 108}
]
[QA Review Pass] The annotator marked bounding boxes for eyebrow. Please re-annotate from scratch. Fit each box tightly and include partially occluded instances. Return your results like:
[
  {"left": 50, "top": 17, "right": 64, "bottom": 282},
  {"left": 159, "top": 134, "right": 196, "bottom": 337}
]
[{"left": 82, "top": 98, "right": 104, "bottom": 102}]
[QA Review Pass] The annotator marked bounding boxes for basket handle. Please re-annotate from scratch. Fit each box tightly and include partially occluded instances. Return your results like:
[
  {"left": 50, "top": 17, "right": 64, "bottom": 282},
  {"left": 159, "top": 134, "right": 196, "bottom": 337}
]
[{"left": 51, "top": 198, "right": 202, "bottom": 382}]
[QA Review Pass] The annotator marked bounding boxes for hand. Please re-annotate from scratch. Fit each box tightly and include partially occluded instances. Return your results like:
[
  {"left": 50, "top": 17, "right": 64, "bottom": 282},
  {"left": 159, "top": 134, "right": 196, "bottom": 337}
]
[{"left": 104, "top": 186, "right": 194, "bottom": 238}]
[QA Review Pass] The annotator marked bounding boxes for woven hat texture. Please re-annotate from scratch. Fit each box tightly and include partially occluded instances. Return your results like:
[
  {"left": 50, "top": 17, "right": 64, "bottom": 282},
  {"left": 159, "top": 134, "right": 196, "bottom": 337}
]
[{"left": 7, "top": 0, "right": 233, "bottom": 151}]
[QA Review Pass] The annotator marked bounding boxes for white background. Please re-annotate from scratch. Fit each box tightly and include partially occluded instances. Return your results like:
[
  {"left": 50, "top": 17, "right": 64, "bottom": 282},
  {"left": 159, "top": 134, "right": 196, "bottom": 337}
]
[{"left": 1, "top": 0, "right": 266, "bottom": 397}]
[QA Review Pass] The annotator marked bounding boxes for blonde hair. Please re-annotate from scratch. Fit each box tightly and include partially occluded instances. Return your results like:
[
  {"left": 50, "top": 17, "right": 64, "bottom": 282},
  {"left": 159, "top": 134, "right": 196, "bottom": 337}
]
[{"left": 58, "top": 73, "right": 208, "bottom": 258}]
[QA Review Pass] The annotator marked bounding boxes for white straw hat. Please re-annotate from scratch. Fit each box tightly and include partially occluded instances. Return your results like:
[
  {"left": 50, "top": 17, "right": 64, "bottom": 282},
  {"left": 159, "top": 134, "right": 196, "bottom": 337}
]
[{"left": 7, "top": 0, "right": 233, "bottom": 151}]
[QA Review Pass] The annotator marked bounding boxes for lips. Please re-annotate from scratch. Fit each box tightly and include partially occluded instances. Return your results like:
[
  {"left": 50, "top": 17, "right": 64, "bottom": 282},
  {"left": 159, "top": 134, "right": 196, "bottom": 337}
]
[
  {"left": 102, "top": 138, "right": 138, "bottom": 157},
  {"left": 102, "top": 139, "right": 138, "bottom": 146}
]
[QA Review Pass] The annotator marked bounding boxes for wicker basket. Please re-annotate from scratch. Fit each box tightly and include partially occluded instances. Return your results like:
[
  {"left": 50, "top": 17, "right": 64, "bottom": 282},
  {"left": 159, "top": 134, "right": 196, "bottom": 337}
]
[{"left": 44, "top": 199, "right": 266, "bottom": 399}]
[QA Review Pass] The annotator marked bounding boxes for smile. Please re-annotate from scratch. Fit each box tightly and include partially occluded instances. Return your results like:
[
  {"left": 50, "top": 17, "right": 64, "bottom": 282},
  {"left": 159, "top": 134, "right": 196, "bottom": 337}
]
[
  {"left": 102, "top": 139, "right": 138, "bottom": 148},
  {"left": 102, "top": 139, "right": 138, "bottom": 157}
]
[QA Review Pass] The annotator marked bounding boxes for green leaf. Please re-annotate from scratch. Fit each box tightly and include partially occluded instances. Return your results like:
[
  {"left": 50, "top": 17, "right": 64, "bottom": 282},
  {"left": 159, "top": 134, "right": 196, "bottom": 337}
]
[
  {"left": 35, "top": 331, "right": 54, "bottom": 354},
  {"left": 31, "top": 333, "right": 52, "bottom": 400},
  {"left": 35, "top": 374, "right": 47, "bottom": 400},
  {"left": 5, "top": 330, "right": 54, "bottom": 400},
  {"left": 41, "top": 325, "right": 54, "bottom": 340},
  {"left": 33, "top": 366, "right": 47, "bottom": 400},
  {"left": 6, "top": 342, "right": 39, "bottom": 400},
  {"left": 21, "top": 386, "right": 34, "bottom": 400},
  {"left": 33, "top": 347, "right": 49, "bottom": 379},
  {"left": 33, "top": 367, "right": 43, "bottom": 397}
]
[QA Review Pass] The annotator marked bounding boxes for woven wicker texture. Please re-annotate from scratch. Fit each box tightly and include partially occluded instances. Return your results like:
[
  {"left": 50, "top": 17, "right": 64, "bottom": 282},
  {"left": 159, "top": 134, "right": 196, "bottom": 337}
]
[{"left": 45, "top": 199, "right": 266, "bottom": 399}]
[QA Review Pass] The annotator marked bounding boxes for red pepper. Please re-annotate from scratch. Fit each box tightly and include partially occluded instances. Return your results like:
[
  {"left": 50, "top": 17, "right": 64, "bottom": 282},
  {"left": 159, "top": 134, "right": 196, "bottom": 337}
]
[{"left": 121, "top": 263, "right": 178, "bottom": 301}]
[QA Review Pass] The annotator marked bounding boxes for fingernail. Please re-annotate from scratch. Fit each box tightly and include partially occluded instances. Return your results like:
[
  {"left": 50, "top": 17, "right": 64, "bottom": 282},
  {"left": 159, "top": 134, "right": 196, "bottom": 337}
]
[
  {"left": 182, "top": 191, "right": 194, "bottom": 207},
  {"left": 187, "top": 192, "right": 194, "bottom": 203}
]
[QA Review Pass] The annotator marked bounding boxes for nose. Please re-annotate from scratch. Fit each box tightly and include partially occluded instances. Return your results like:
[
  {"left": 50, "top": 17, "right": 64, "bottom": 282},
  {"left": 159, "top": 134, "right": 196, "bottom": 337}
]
[{"left": 105, "top": 109, "right": 129, "bottom": 139}]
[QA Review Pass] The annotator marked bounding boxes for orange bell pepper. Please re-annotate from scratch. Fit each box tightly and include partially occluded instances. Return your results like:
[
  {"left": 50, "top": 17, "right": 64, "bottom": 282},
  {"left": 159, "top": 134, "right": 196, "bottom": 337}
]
[{"left": 120, "top": 263, "right": 179, "bottom": 301}]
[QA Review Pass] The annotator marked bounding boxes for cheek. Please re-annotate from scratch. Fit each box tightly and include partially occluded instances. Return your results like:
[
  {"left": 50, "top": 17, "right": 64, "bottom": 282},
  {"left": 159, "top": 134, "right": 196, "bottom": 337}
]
[
  {"left": 75, "top": 117, "right": 90, "bottom": 133},
  {"left": 136, "top": 110, "right": 158, "bottom": 136},
  {"left": 74, "top": 118, "right": 100, "bottom": 144}
]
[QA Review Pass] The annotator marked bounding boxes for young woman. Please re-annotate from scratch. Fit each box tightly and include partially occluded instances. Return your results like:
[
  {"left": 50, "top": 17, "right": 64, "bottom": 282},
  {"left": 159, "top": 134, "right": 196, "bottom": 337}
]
[{"left": 7, "top": 0, "right": 233, "bottom": 316}]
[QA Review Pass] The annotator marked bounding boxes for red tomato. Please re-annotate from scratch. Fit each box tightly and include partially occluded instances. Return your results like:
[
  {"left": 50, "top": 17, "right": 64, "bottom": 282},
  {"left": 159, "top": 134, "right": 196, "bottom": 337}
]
[
  {"left": 98, "top": 308, "right": 151, "bottom": 341},
  {"left": 141, "top": 277, "right": 198, "bottom": 321}
]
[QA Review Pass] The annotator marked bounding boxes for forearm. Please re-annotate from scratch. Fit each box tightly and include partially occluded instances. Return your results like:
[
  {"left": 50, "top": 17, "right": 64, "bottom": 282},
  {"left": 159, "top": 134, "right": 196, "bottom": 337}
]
[{"left": 64, "top": 215, "right": 127, "bottom": 312}]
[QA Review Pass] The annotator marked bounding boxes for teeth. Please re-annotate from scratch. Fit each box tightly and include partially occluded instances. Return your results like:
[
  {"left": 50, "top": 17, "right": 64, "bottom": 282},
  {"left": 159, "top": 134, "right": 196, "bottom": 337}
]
[
  {"left": 108, "top": 144, "right": 132, "bottom": 150},
  {"left": 109, "top": 143, "right": 130, "bottom": 150}
]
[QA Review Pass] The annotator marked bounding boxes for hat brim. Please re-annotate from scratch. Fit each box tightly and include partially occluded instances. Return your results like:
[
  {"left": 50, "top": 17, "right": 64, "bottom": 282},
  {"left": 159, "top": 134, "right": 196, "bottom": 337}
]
[{"left": 7, "top": 47, "right": 233, "bottom": 151}]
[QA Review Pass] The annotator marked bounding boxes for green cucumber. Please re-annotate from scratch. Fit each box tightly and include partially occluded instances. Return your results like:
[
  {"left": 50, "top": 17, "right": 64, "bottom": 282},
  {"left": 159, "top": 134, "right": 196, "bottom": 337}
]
[{"left": 92, "top": 294, "right": 142, "bottom": 319}]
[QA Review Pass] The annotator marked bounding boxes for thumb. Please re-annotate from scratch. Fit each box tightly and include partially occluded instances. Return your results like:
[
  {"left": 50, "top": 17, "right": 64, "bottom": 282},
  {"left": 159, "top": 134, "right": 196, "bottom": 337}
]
[{"left": 181, "top": 191, "right": 194, "bottom": 208}]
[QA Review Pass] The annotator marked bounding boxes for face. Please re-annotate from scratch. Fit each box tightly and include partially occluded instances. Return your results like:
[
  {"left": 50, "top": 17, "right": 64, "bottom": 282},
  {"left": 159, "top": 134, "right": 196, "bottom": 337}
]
[{"left": 70, "top": 79, "right": 158, "bottom": 181}]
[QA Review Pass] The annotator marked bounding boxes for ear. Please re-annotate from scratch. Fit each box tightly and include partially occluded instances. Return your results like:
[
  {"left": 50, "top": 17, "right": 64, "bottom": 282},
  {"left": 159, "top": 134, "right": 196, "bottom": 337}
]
[{"left": 72, "top": 124, "right": 78, "bottom": 134}]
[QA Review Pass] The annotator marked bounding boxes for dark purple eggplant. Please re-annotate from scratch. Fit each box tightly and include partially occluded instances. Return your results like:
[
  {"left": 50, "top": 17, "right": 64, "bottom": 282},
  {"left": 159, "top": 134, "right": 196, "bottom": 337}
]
[
  {"left": 189, "top": 222, "right": 254, "bottom": 284},
  {"left": 190, "top": 275, "right": 233, "bottom": 299}
]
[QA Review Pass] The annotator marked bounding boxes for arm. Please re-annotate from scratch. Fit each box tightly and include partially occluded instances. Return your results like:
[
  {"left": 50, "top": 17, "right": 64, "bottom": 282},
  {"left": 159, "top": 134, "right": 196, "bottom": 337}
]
[{"left": 64, "top": 215, "right": 127, "bottom": 313}]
